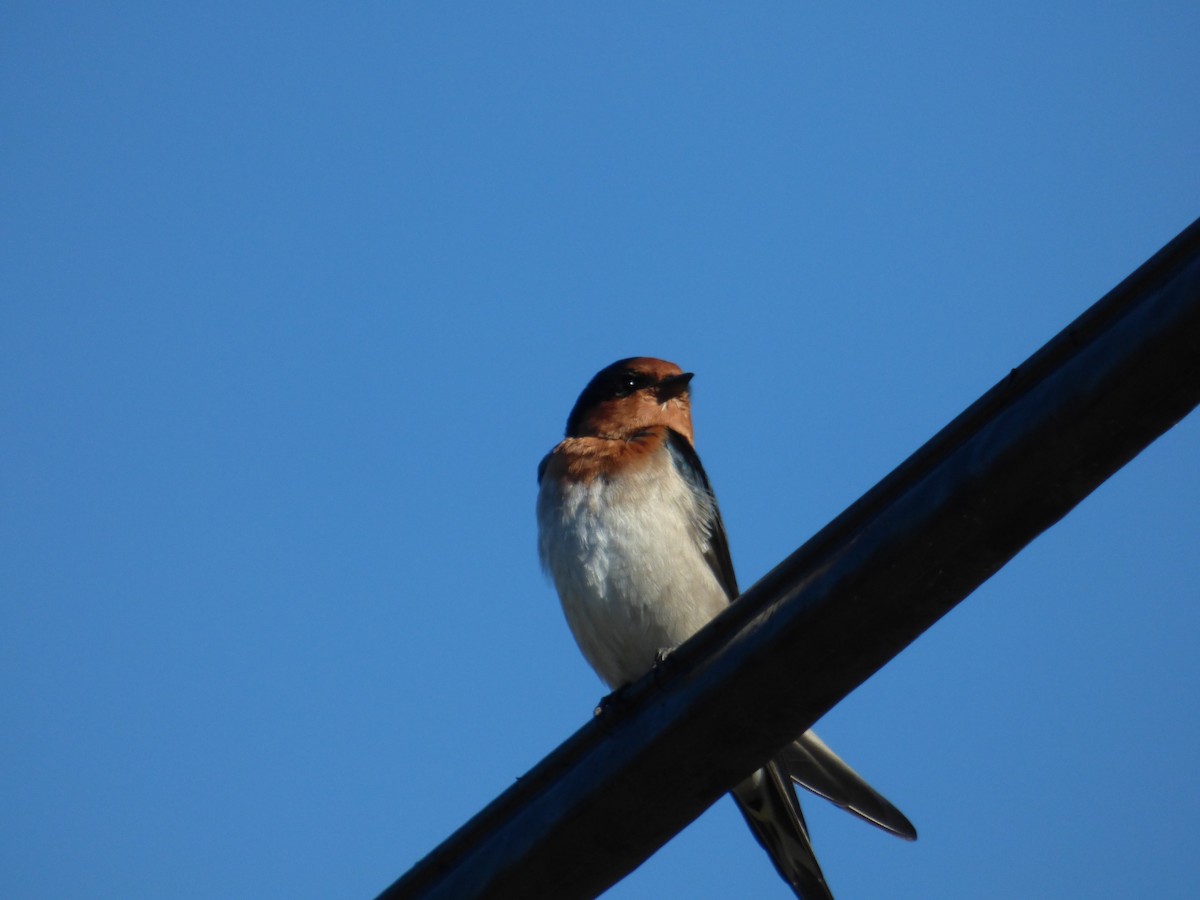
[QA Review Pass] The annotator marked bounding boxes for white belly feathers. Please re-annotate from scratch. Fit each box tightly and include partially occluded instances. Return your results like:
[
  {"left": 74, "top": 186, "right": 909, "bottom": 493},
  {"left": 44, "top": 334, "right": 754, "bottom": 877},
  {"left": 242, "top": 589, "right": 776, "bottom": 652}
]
[{"left": 537, "top": 447, "right": 730, "bottom": 689}]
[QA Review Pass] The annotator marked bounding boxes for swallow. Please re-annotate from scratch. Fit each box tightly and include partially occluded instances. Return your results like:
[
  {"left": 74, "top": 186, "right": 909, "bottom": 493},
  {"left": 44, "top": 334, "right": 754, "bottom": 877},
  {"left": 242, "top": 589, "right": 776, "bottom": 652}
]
[{"left": 536, "top": 357, "right": 916, "bottom": 899}]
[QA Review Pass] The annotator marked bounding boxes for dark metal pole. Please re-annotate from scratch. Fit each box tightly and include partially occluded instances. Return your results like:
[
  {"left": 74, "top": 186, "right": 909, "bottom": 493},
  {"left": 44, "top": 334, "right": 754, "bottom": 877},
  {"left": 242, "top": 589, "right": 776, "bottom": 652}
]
[{"left": 379, "top": 217, "right": 1200, "bottom": 900}]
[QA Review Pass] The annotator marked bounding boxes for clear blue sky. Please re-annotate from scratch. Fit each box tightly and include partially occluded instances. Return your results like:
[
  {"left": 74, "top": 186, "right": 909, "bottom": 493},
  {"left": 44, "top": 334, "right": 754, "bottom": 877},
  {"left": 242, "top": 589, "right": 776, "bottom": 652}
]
[{"left": 3, "top": 5, "right": 1198, "bottom": 899}]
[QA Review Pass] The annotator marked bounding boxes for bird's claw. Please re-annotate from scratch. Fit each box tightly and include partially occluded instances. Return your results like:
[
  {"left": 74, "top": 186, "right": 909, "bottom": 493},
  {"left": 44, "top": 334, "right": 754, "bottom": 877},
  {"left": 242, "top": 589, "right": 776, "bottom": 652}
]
[
  {"left": 651, "top": 646, "right": 678, "bottom": 688},
  {"left": 593, "top": 683, "right": 631, "bottom": 717},
  {"left": 593, "top": 648, "right": 678, "bottom": 717}
]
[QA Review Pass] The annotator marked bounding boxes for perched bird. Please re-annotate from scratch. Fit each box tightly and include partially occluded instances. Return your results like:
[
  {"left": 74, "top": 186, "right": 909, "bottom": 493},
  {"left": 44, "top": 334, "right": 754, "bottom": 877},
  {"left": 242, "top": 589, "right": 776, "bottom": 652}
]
[{"left": 536, "top": 357, "right": 916, "bottom": 899}]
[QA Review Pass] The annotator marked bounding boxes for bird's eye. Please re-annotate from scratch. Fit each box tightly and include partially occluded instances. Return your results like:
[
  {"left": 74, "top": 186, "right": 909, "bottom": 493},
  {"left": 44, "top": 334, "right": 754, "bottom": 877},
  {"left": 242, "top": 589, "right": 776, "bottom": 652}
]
[{"left": 612, "top": 372, "right": 648, "bottom": 398}]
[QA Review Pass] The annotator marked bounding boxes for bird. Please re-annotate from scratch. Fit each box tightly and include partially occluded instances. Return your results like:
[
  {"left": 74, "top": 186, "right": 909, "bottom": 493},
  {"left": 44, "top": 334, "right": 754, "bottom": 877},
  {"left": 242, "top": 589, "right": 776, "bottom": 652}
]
[{"left": 536, "top": 356, "right": 916, "bottom": 899}]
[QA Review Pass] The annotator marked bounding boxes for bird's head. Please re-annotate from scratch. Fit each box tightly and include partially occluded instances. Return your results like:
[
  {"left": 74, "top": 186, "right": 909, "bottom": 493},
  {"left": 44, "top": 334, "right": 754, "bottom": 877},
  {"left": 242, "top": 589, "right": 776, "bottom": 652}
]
[{"left": 565, "top": 357, "right": 695, "bottom": 444}]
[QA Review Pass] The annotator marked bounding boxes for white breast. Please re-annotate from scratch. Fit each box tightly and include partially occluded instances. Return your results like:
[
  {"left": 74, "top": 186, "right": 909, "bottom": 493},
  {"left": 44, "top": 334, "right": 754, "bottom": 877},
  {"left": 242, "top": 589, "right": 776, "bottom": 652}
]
[{"left": 536, "top": 450, "right": 730, "bottom": 688}]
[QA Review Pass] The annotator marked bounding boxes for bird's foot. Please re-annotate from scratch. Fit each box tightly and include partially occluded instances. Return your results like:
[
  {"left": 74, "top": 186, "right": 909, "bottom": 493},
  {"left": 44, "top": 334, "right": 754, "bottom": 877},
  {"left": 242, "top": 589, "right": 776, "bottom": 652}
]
[
  {"left": 593, "top": 648, "right": 678, "bottom": 717},
  {"left": 593, "top": 683, "right": 632, "bottom": 718},
  {"left": 651, "top": 646, "right": 677, "bottom": 687}
]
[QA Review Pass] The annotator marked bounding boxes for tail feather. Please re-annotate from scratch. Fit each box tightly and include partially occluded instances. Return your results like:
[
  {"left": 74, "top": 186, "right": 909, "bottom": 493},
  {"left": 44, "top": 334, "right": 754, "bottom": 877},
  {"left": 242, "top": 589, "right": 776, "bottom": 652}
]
[
  {"left": 732, "top": 760, "right": 834, "bottom": 900},
  {"left": 781, "top": 731, "right": 917, "bottom": 841},
  {"left": 732, "top": 732, "right": 916, "bottom": 898}
]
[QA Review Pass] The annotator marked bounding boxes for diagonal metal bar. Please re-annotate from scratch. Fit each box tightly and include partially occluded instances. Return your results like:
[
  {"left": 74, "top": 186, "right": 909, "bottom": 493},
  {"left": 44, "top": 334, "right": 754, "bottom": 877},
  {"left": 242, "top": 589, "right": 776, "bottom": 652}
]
[{"left": 379, "top": 216, "right": 1200, "bottom": 900}]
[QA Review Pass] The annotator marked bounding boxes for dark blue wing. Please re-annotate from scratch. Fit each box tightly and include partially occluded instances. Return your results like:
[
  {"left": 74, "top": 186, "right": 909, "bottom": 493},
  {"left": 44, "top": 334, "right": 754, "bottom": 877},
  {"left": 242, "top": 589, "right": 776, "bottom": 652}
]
[{"left": 664, "top": 429, "right": 739, "bottom": 601}]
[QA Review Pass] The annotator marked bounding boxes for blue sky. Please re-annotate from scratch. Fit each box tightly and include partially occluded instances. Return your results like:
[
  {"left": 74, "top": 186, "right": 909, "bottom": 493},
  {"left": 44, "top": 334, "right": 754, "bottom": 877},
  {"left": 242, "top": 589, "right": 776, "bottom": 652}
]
[{"left": 3, "top": 5, "right": 1198, "bottom": 899}]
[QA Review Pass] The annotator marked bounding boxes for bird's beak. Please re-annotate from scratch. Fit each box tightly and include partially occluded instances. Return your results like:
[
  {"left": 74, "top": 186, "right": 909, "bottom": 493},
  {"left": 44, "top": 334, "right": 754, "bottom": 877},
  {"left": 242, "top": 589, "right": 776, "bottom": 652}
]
[{"left": 655, "top": 372, "right": 694, "bottom": 401}]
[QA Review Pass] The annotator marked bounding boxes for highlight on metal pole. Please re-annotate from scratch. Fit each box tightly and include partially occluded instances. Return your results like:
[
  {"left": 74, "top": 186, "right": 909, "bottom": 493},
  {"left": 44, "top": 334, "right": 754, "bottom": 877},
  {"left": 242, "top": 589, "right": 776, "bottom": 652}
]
[{"left": 378, "top": 216, "right": 1200, "bottom": 900}]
